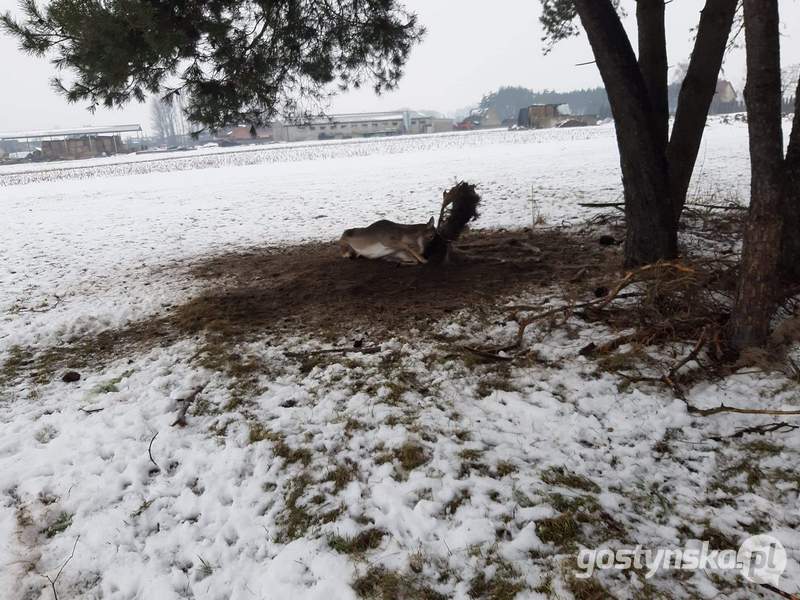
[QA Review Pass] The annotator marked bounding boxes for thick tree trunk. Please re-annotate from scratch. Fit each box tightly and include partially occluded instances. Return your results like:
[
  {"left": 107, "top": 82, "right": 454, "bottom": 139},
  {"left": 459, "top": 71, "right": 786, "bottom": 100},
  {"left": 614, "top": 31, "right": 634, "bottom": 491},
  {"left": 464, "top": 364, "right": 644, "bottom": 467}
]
[
  {"left": 728, "top": 0, "right": 785, "bottom": 351},
  {"left": 574, "top": 0, "right": 677, "bottom": 267},
  {"left": 667, "top": 0, "right": 739, "bottom": 218},
  {"left": 637, "top": 0, "right": 669, "bottom": 151},
  {"left": 779, "top": 78, "right": 800, "bottom": 283}
]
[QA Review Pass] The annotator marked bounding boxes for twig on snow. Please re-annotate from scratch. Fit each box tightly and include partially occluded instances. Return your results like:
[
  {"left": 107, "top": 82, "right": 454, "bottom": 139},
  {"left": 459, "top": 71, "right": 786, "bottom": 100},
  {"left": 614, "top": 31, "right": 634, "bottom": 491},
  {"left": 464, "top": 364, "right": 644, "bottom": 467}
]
[
  {"left": 462, "top": 345, "right": 514, "bottom": 362},
  {"left": 757, "top": 581, "right": 800, "bottom": 600},
  {"left": 42, "top": 535, "right": 80, "bottom": 600},
  {"left": 148, "top": 432, "right": 160, "bottom": 471},
  {"left": 709, "top": 421, "right": 800, "bottom": 441},
  {"left": 283, "top": 346, "right": 382, "bottom": 358}
]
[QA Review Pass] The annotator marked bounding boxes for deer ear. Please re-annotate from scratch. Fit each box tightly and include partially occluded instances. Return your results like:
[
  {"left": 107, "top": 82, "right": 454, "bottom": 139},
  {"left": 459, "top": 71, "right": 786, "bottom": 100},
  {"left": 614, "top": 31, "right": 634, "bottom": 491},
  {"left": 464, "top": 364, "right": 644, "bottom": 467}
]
[{"left": 427, "top": 217, "right": 435, "bottom": 227}]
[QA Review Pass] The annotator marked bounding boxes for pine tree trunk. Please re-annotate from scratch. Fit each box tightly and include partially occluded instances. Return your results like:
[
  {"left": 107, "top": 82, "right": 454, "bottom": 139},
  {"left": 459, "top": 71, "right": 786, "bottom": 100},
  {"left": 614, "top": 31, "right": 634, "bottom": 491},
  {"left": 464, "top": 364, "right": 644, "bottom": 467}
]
[
  {"left": 574, "top": 0, "right": 677, "bottom": 267},
  {"left": 667, "top": 0, "right": 739, "bottom": 218},
  {"left": 728, "top": 0, "right": 785, "bottom": 351},
  {"left": 779, "top": 79, "right": 800, "bottom": 283},
  {"left": 637, "top": 0, "right": 668, "bottom": 151}
]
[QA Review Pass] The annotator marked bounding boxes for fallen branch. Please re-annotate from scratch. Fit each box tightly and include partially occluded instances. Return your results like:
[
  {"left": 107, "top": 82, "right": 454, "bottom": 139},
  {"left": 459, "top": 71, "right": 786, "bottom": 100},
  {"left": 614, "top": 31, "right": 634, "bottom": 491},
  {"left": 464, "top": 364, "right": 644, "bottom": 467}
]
[
  {"left": 577, "top": 202, "right": 625, "bottom": 209},
  {"left": 462, "top": 345, "right": 514, "bottom": 362},
  {"left": 668, "top": 329, "right": 708, "bottom": 379},
  {"left": 684, "top": 202, "right": 747, "bottom": 211},
  {"left": 514, "top": 292, "right": 644, "bottom": 348},
  {"left": 284, "top": 346, "right": 382, "bottom": 358},
  {"left": 684, "top": 401, "right": 800, "bottom": 417},
  {"left": 171, "top": 385, "right": 207, "bottom": 427},
  {"left": 758, "top": 582, "right": 800, "bottom": 600},
  {"left": 709, "top": 421, "right": 800, "bottom": 441}
]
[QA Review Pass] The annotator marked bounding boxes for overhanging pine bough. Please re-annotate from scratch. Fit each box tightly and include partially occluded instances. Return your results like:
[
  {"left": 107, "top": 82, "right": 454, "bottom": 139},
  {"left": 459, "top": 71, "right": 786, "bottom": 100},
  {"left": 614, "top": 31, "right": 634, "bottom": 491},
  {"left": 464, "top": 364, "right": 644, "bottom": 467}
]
[{"left": 0, "top": 0, "right": 424, "bottom": 130}]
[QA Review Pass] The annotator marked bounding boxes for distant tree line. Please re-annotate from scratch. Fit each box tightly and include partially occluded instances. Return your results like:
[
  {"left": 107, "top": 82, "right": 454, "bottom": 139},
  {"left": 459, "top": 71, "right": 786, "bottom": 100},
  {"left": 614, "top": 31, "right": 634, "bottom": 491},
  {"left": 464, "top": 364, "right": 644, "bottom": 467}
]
[
  {"left": 479, "top": 79, "right": 797, "bottom": 126},
  {"left": 478, "top": 85, "right": 612, "bottom": 121}
]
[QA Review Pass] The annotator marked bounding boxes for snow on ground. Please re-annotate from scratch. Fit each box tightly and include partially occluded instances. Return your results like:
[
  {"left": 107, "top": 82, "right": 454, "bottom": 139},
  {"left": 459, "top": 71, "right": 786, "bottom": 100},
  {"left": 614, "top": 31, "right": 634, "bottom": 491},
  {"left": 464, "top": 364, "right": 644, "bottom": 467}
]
[
  {"left": 1, "top": 121, "right": 751, "bottom": 351},
  {"left": 2, "top": 121, "right": 800, "bottom": 600}
]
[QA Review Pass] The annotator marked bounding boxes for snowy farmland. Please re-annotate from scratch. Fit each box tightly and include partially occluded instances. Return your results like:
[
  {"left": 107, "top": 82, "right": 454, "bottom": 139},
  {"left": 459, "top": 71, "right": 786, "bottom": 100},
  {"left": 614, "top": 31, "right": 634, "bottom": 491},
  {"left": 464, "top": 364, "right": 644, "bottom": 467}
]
[{"left": 3, "top": 122, "right": 800, "bottom": 600}]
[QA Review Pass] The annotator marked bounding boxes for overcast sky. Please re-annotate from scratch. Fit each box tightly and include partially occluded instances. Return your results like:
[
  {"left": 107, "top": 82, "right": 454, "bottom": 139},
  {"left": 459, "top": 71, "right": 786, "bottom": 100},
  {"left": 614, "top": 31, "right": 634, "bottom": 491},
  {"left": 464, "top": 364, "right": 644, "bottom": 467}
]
[{"left": 1, "top": 0, "right": 799, "bottom": 134}]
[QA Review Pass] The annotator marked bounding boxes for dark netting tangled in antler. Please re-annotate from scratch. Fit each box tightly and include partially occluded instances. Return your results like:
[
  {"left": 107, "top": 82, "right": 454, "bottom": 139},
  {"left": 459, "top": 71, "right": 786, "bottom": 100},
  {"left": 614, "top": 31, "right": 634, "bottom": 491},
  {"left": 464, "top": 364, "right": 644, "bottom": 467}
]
[{"left": 424, "top": 181, "right": 481, "bottom": 264}]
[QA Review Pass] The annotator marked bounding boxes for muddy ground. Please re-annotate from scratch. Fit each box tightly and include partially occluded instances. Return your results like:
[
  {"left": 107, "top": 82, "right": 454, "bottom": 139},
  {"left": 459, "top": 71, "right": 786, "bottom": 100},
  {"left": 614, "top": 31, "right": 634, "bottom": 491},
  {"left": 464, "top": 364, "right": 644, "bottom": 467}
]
[
  {"left": 3, "top": 225, "right": 627, "bottom": 383},
  {"left": 177, "top": 226, "right": 624, "bottom": 340}
]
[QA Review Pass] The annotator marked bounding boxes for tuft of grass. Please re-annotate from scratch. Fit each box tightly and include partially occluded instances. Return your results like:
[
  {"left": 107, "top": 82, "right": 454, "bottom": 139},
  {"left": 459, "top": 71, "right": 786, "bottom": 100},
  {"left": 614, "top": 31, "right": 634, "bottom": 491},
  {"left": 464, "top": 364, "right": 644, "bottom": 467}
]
[
  {"left": 196, "top": 341, "right": 271, "bottom": 410},
  {"left": 474, "top": 368, "right": 518, "bottom": 398},
  {"left": 742, "top": 439, "right": 783, "bottom": 455},
  {"left": 273, "top": 437, "right": 312, "bottom": 466},
  {"left": 595, "top": 348, "right": 649, "bottom": 375},
  {"left": 327, "top": 528, "right": 386, "bottom": 554},
  {"left": 459, "top": 448, "right": 483, "bottom": 461},
  {"left": 700, "top": 526, "right": 738, "bottom": 551},
  {"left": 536, "top": 513, "right": 579, "bottom": 548},
  {"left": 566, "top": 572, "right": 608, "bottom": 600},
  {"left": 279, "top": 474, "right": 314, "bottom": 542},
  {"left": 344, "top": 418, "right": 367, "bottom": 434},
  {"left": 548, "top": 493, "right": 600, "bottom": 514},
  {"left": 395, "top": 441, "right": 430, "bottom": 473},
  {"left": 458, "top": 448, "right": 489, "bottom": 478},
  {"left": 541, "top": 466, "right": 600, "bottom": 493},
  {"left": 196, "top": 555, "right": 214, "bottom": 580},
  {"left": 42, "top": 512, "right": 73, "bottom": 538},
  {"left": 467, "top": 560, "right": 524, "bottom": 600},
  {"left": 248, "top": 424, "right": 311, "bottom": 465},
  {"left": 325, "top": 462, "right": 357, "bottom": 492},
  {"left": 494, "top": 460, "right": 517, "bottom": 477},
  {"left": 352, "top": 566, "right": 446, "bottom": 600},
  {"left": 442, "top": 489, "right": 471, "bottom": 516},
  {"left": 248, "top": 422, "right": 273, "bottom": 444},
  {"left": 1, "top": 345, "right": 32, "bottom": 386}
]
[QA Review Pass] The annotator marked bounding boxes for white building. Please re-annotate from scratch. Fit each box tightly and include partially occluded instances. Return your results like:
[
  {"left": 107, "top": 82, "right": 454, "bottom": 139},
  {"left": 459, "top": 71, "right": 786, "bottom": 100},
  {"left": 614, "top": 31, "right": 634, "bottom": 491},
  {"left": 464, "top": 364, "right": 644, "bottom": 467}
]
[{"left": 272, "top": 111, "right": 452, "bottom": 142}]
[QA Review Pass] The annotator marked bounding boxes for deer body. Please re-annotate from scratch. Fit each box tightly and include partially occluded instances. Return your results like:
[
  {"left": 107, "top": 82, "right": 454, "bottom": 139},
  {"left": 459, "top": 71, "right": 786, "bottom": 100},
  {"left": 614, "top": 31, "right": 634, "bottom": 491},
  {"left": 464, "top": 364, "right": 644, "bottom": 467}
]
[{"left": 340, "top": 217, "right": 436, "bottom": 264}]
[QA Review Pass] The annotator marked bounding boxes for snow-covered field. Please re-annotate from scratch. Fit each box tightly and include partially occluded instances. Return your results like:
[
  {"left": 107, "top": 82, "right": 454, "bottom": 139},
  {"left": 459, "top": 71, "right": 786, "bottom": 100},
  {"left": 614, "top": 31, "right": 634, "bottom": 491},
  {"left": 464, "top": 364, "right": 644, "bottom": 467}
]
[
  {"left": 1, "top": 123, "right": 752, "bottom": 349},
  {"left": 3, "top": 122, "right": 800, "bottom": 600}
]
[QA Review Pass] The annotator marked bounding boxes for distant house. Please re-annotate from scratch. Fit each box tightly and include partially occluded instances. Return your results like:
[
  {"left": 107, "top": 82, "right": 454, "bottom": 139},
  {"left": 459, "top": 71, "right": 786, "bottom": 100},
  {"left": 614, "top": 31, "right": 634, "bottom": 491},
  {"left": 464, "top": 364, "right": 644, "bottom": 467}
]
[
  {"left": 668, "top": 78, "right": 739, "bottom": 114},
  {"left": 41, "top": 135, "right": 127, "bottom": 160},
  {"left": 517, "top": 104, "right": 598, "bottom": 129},
  {"left": 715, "top": 80, "right": 737, "bottom": 103},
  {"left": 455, "top": 106, "right": 502, "bottom": 130},
  {"left": 217, "top": 125, "right": 273, "bottom": 143},
  {"left": 0, "top": 124, "right": 142, "bottom": 161}
]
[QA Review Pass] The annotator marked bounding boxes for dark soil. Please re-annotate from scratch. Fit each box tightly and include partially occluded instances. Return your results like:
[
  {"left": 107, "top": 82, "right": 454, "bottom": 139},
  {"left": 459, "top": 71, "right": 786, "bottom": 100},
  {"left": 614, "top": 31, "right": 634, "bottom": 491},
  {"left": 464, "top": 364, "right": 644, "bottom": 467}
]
[
  {"left": 174, "top": 227, "right": 622, "bottom": 339},
  {"left": 4, "top": 226, "right": 624, "bottom": 382}
]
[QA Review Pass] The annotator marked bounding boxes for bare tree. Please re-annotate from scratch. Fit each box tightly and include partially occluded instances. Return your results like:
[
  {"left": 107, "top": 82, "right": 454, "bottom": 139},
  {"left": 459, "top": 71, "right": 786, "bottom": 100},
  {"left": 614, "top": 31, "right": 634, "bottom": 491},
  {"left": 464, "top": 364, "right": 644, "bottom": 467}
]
[{"left": 150, "top": 97, "right": 181, "bottom": 145}]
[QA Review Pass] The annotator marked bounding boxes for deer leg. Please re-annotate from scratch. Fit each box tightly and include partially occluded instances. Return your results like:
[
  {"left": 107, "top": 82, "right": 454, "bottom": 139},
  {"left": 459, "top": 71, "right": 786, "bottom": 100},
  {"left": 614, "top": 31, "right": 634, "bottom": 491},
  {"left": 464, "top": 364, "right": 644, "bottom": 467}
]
[{"left": 399, "top": 242, "right": 427, "bottom": 264}]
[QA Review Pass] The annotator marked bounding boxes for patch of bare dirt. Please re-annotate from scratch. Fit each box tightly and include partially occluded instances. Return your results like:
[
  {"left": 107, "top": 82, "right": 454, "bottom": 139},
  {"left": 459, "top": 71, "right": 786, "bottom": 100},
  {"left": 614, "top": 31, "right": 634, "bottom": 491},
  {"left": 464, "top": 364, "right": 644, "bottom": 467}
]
[
  {"left": 3, "top": 227, "right": 624, "bottom": 384},
  {"left": 172, "top": 227, "right": 623, "bottom": 340}
]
